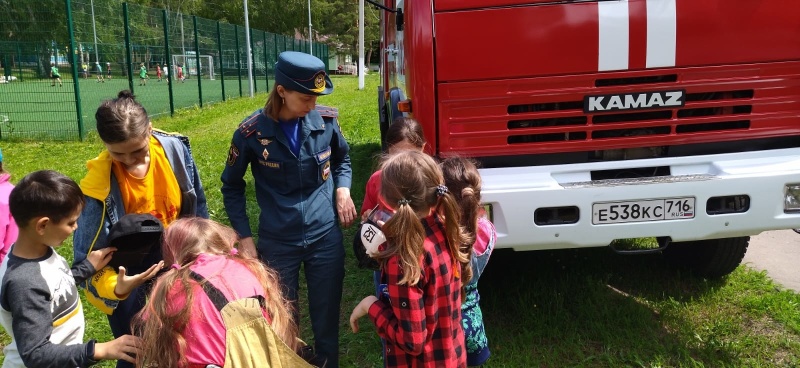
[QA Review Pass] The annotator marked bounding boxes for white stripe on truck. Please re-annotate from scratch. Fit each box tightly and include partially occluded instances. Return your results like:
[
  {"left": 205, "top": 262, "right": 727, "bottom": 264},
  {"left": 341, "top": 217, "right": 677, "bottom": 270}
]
[
  {"left": 598, "top": 0, "right": 630, "bottom": 71},
  {"left": 646, "top": 0, "right": 677, "bottom": 68}
]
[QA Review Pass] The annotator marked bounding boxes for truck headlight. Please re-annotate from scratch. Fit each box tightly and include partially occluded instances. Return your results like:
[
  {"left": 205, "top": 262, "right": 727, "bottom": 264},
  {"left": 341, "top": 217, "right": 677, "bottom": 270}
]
[{"left": 785, "top": 184, "right": 800, "bottom": 213}]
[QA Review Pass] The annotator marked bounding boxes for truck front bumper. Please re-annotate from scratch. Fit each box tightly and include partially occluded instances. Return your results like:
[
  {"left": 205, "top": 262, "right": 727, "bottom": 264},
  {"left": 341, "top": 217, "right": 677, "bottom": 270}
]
[{"left": 480, "top": 148, "right": 800, "bottom": 251}]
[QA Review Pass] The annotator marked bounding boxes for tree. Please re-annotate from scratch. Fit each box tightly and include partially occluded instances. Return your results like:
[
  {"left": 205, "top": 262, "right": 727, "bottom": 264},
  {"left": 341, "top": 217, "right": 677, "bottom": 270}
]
[
  {"left": 194, "top": 0, "right": 308, "bottom": 36},
  {"left": 0, "top": 0, "right": 68, "bottom": 77},
  {"left": 312, "top": 0, "right": 380, "bottom": 64}
]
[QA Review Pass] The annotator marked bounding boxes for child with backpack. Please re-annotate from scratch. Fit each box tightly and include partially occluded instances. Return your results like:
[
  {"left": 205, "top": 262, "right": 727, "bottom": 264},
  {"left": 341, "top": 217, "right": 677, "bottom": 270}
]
[
  {"left": 441, "top": 157, "right": 497, "bottom": 367},
  {"left": 134, "top": 217, "right": 314, "bottom": 368},
  {"left": 349, "top": 150, "right": 471, "bottom": 367}
]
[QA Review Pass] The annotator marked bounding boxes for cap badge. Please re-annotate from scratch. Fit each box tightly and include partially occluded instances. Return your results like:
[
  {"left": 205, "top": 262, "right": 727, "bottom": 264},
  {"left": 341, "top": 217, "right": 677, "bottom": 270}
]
[{"left": 314, "top": 72, "right": 325, "bottom": 89}]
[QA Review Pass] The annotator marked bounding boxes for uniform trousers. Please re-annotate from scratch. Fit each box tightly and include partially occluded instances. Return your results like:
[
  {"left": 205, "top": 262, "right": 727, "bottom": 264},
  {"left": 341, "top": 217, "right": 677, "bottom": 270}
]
[{"left": 258, "top": 226, "right": 345, "bottom": 368}]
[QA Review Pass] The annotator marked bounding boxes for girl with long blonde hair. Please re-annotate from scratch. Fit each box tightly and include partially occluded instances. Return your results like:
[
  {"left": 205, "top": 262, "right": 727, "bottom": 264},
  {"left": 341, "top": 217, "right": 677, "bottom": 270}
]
[{"left": 134, "top": 217, "right": 301, "bottom": 368}]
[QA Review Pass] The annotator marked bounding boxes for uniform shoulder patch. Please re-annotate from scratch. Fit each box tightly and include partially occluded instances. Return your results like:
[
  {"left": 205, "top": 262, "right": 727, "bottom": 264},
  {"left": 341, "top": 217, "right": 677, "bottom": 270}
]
[
  {"left": 315, "top": 105, "right": 338, "bottom": 118},
  {"left": 238, "top": 113, "right": 260, "bottom": 138},
  {"left": 227, "top": 143, "right": 240, "bottom": 166}
]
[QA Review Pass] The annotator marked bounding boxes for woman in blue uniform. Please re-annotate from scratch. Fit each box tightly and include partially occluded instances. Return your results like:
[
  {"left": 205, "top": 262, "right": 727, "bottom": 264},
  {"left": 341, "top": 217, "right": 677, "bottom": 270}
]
[{"left": 220, "top": 51, "right": 356, "bottom": 368}]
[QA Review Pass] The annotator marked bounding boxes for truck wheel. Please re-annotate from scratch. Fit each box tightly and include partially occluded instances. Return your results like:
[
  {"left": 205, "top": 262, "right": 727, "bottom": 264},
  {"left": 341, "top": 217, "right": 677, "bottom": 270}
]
[{"left": 662, "top": 236, "right": 749, "bottom": 279}]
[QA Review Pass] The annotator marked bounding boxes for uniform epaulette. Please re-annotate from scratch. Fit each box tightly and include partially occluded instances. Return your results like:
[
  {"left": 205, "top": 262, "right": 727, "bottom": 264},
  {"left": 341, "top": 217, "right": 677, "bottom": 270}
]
[
  {"left": 315, "top": 105, "right": 338, "bottom": 118},
  {"left": 238, "top": 113, "right": 260, "bottom": 138}
]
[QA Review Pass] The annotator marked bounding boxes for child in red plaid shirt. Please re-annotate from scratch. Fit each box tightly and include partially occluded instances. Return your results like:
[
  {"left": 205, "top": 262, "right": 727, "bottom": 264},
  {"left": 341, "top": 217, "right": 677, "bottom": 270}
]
[{"left": 350, "top": 150, "right": 471, "bottom": 368}]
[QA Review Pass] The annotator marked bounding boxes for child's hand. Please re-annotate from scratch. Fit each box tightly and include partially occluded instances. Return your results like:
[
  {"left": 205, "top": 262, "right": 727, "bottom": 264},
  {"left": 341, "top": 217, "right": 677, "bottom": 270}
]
[
  {"left": 94, "top": 334, "right": 142, "bottom": 363},
  {"left": 86, "top": 247, "right": 117, "bottom": 272},
  {"left": 349, "top": 295, "right": 378, "bottom": 333},
  {"left": 114, "top": 261, "right": 164, "bottom": 298}
]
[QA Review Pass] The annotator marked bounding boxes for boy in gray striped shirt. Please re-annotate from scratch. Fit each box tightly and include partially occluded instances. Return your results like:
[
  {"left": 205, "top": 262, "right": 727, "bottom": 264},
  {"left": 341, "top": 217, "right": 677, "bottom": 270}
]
[{"left": 0, "top": 170, "right": 141, "bottom": 368}]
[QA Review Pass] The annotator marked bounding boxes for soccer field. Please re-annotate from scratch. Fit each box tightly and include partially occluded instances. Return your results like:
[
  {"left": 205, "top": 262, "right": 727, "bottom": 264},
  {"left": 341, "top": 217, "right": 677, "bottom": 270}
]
[{"left": 0, "top": 75, "right": 268, "bottom": 140}]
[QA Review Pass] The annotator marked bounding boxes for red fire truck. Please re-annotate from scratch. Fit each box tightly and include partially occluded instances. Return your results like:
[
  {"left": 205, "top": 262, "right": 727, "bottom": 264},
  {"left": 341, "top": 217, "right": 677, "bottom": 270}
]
[{"left": 376, "top": 0, "right": 800, "bottom": 278}]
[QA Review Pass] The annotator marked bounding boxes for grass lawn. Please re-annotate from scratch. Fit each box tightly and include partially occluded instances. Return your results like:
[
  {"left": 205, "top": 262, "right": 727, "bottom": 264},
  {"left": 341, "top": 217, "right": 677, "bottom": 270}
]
[
  {"left": 0, "top": 74, "right": 799, "bottom": 367},
  {"left": 0, "top": 74, "right": 269, "bottom": 140}
]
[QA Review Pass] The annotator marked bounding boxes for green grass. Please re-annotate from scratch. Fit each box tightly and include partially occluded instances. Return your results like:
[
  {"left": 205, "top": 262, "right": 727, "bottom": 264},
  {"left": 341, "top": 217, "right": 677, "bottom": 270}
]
[
  {"left": 0, "top": 74, "right": 270, "bottom": 140},
  {"left": 1, "top": 74, "right": 799, "bottom": 367}
]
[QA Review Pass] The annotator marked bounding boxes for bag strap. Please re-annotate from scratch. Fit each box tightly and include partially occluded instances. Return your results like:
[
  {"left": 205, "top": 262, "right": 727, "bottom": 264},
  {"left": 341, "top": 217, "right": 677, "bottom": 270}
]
[
  {"left": 189, "top": 270, "right": 266, "bottom": 312},
  {"left": 189, "top": 271, "right": 229, "bottom": 312}
]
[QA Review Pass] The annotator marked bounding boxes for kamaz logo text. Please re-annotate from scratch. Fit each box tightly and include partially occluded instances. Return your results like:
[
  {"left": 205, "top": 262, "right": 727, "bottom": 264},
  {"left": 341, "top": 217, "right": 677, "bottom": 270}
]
[{"left": 583, "top": 90, "right": 685, "bottom": 113}]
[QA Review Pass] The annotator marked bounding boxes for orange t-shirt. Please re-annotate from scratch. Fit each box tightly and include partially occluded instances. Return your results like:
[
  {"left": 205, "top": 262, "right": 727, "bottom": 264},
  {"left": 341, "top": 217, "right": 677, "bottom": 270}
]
[{"left": 111, "top": 136, "right": 182, "bottom": 227}]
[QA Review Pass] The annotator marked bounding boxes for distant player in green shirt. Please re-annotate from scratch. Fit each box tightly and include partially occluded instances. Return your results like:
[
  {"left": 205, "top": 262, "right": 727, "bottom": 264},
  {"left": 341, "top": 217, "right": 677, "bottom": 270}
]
[
  {"left": 138, "top": 63, "right": 148, "bottom": 86},
  {"left": 49, "top": 63, "right": 62, "bottom": 87}
]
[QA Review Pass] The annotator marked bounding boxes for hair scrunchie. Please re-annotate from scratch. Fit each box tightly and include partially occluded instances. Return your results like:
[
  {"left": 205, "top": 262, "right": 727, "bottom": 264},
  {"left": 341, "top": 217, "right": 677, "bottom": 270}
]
[
  {"left": 436, "top": 184, "right": 449, "bottom": 197},
  {"left": 398, "top": 198, "right": 411, "bottom": 206}
]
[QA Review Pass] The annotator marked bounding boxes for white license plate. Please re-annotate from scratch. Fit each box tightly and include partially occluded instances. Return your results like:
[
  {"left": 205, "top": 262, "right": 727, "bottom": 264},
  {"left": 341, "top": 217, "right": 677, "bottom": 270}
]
[{"left": 592, "top": 197, "right": 695, "bottom": 225}]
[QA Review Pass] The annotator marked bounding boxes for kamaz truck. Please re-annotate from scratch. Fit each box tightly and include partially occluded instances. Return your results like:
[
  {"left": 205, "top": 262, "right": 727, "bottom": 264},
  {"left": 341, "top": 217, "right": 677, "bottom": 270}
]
[{"left": 376, "top": 0, "right": 800, "bottom": 278}]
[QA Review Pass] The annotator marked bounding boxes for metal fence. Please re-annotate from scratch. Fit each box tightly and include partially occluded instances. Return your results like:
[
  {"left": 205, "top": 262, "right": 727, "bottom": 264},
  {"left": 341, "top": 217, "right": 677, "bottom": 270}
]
[{"left": 0, "top": 0, "right": 328, "bottom": 140}]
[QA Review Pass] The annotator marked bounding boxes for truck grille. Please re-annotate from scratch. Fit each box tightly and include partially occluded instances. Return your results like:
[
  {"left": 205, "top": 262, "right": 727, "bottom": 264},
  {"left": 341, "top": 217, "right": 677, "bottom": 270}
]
[
  {"left": 437, "top": 62, "right": 800, "bottom": 160},
  {"left": 506, "top": 89, "right": 754, "bottom": 144}
]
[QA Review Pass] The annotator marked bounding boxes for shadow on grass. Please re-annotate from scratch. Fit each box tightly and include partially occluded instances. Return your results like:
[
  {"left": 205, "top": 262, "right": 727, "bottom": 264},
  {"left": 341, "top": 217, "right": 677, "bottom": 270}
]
[{"left": 479, "top": 247, "right": 735, "bottom": 367}]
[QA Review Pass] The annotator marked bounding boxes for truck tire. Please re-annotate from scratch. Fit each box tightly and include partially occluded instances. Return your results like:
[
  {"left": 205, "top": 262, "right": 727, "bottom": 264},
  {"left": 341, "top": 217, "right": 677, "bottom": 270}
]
[{"left": 662, "top": 236, "right": 749, "bottom": 279}]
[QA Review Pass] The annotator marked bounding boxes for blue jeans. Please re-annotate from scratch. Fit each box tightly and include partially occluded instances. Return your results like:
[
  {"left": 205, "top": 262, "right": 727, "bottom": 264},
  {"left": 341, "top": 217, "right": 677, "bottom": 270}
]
[{"left": 258, "top": 227, "right": 345, "bottom": 368}]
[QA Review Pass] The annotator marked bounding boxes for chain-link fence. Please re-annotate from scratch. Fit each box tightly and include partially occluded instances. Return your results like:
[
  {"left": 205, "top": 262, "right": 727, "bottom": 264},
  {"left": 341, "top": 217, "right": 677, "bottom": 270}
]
[{"left": 0, "top": 0, "right": 328, "bottom": 140}]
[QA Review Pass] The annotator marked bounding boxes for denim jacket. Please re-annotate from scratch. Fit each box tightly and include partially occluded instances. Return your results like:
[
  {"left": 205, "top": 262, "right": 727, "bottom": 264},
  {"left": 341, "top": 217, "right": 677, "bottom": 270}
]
[{"left": 72, "top": 130, "right": 208, "bottom": 314}]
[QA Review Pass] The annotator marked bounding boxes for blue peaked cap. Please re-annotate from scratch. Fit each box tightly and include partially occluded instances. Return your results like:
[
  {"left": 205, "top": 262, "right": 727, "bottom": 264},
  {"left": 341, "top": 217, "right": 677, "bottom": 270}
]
[{"left": 274, "top": 51, "right": 333, "bottom": 96}]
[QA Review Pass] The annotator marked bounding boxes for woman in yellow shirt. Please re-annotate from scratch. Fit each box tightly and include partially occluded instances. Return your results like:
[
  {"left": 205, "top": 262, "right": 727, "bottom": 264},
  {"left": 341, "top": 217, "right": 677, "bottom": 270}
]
[{"left": 72, "top": 90, "right": 208, "bottom": 368}]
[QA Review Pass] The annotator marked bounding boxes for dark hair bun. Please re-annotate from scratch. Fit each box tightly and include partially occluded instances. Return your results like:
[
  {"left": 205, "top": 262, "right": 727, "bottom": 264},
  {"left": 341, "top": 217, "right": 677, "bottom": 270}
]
[{"left": 117, "top": 90, "right": 135, "bottom": 100}]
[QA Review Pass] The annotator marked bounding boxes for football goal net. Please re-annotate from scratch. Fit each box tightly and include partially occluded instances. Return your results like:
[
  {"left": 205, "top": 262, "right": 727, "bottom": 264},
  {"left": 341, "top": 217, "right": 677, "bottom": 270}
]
[{"left": 172, "top": 54, "right": 215, "bottom": 80}]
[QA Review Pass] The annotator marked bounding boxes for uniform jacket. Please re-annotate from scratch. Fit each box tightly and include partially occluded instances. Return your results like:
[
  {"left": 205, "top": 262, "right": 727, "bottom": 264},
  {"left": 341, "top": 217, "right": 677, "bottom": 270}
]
[
  {"left": 220, "top": 105, "right": 352, "bottom": 246},
  {"left": 73, "top": 130, "right": 208, "bottom": 314}
]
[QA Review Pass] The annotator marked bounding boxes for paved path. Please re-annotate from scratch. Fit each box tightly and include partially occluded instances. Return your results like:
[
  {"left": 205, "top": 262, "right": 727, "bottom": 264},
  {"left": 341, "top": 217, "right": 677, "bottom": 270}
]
[{"left": 743, "top": 230, "right": 800, "bottom": 292}]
